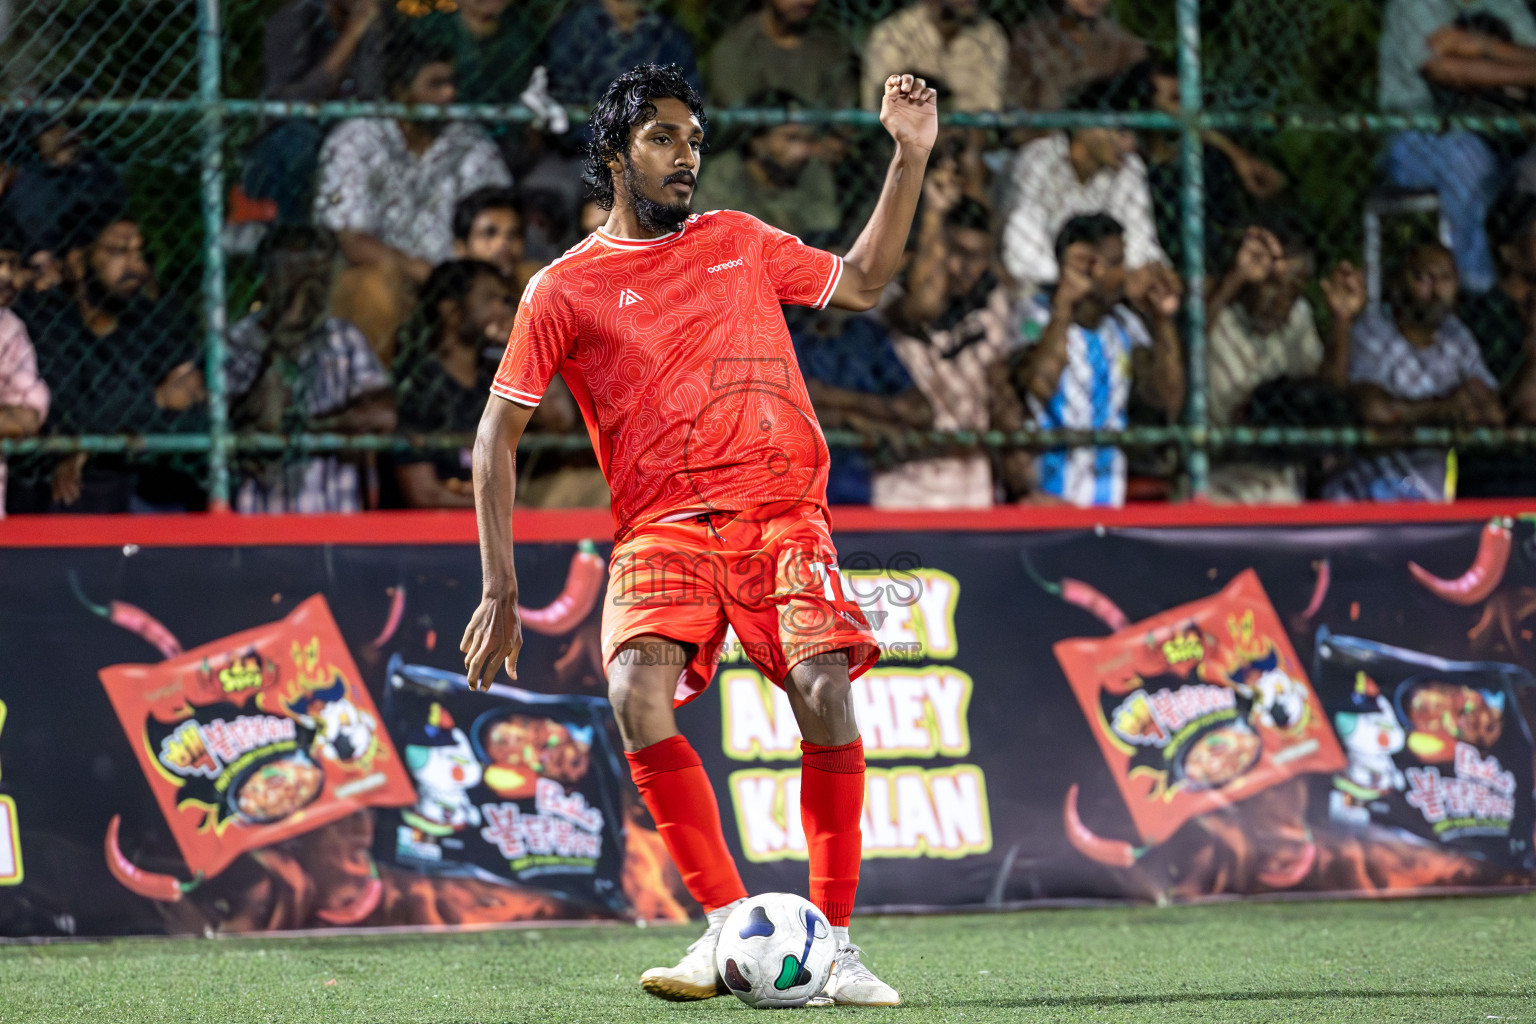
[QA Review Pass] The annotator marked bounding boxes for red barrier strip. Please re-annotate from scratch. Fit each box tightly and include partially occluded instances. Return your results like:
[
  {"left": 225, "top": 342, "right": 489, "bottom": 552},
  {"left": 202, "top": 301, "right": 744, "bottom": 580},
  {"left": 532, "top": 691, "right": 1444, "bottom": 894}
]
[{"left": 2, "top": 500, "right": 1534, "bottom": 548}]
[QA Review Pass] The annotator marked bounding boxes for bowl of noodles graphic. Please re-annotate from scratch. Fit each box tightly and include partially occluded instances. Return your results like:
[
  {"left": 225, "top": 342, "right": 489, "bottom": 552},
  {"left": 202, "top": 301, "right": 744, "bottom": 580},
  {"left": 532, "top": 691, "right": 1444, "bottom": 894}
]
[
  {"left": 473, "top": 713, "right": 594, "bottom": 798},
  {"left": 227, "top": 753, "right": 325, "bottom": 825},
  {"left": 1394, "top": 676, "right": 1505, "bottom": 762},
  {"left": 1175, "top": 721, "right": 1263, "bottom": 791}
]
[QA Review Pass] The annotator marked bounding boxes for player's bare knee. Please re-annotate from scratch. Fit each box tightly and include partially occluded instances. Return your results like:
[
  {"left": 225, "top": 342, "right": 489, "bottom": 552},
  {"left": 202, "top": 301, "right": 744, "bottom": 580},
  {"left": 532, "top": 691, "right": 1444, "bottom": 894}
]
[
  {"left": 807, "top": 670, "right": 849, "bottom": 713},
  {"left": 788, "top": 657, "right": 857, "bottom": 731},
  {"left": 608, "top": 638, "right": 685, "bottom": 744},
  {"left": 609, "top": 689, "right": 674, "bottom": 751},
  {"left": 607, "top": 670, "right": 666, "bottom": 725}
]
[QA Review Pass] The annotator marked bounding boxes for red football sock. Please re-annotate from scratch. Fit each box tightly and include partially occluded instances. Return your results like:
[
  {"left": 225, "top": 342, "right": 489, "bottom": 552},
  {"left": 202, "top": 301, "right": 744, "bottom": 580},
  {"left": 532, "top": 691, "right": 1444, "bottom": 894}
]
[
  {"left": 626, "top": 734, "right": 747, "bottom": 913},
  {"left": 799, "top": 738, "right": 865, "bottom": 928}
]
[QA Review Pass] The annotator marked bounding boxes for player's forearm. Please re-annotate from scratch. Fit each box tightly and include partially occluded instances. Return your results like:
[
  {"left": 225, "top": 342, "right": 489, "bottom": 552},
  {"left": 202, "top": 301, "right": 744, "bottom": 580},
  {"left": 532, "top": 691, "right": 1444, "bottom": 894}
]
[
  {"left": 898, "top": 208, "right": 950, "bottom": 326},
  {"left": 837, "top": 144, "right": 932, "bottom": 311},
  {"left": 473, "top": 400, "right": 524, "bottom": 599}
]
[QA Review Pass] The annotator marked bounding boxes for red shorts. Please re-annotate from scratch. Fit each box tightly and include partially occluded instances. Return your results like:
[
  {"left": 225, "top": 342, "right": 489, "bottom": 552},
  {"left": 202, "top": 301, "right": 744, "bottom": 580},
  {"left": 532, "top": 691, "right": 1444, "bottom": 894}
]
[{"left": 600, "top": 500, "right": 879, "bottom": 707}]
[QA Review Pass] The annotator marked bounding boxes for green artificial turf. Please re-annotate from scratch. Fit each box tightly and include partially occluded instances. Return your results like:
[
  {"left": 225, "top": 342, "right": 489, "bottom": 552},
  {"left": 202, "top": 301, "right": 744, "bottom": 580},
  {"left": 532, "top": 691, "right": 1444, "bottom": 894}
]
[{"left": 1, "top": 895, "right": 1533, "bottom": 1023}]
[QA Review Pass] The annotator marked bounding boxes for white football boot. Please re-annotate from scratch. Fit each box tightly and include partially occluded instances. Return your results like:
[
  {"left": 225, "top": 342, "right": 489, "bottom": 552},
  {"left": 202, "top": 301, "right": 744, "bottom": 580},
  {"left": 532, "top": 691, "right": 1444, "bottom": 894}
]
[
  {"left": 639, "top": 897, "right": 745, "bottom": 1001},
  {"left": 810, "top": 943, "right": 901, "bottom": 1007}
]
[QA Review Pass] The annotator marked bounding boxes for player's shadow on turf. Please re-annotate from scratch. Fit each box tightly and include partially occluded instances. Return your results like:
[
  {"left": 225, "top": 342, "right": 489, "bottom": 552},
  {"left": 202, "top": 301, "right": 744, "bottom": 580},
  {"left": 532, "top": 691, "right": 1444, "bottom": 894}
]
[{"left": 949, "top": 988, "right": 1522, "bottom": 1008}]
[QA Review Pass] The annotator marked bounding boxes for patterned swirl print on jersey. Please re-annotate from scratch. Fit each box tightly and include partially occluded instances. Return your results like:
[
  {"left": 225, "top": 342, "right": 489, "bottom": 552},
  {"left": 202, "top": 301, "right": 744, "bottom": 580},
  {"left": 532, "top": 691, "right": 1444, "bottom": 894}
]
[{"left": 493, "top": 211, "right": 844, "bottom": 538}]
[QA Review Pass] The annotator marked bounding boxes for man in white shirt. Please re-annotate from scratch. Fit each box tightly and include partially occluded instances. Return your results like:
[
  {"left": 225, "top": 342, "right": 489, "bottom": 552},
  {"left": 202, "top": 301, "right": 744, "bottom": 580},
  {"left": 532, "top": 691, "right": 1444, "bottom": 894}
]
[
  {"left": 1000, "top": 75, "right": 1166, "bottom": 288},
  {"left": 314, "top": 32, "right": 511, "bottom": 358}
]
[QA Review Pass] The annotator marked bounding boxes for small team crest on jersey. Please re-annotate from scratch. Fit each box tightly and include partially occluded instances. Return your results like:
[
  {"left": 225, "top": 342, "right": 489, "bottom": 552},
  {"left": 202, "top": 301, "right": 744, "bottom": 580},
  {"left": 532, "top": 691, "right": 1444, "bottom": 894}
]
[{"left": 617, "top": 288, "right": 643, "bottom": 307}]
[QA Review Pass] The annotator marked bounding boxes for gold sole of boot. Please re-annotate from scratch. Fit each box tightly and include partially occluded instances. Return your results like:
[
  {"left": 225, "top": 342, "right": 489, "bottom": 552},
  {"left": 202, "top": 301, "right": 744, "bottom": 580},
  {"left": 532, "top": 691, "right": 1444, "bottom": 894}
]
[{"left": 639, "top": 976, "right": 723, "bottom": 1002}]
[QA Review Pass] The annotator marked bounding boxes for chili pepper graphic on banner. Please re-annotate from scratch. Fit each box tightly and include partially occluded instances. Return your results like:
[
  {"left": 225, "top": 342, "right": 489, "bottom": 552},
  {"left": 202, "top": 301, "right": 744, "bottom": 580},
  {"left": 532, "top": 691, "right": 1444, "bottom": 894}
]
[{"left": 1408, "top": 518, "right": 1513, "bottom": 606}]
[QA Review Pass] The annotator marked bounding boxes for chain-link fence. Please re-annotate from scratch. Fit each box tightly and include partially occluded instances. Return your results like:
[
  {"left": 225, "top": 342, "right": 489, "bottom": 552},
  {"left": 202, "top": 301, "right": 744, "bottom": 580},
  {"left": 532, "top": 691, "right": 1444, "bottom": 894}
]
[{"left": 3, "top": 0, "right": 1535, "bottom": 513}]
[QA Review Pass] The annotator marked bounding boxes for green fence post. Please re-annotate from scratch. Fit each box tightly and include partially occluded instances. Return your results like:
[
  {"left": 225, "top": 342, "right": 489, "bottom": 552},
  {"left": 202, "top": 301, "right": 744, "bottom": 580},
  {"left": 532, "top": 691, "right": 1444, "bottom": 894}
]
[
  {"left": 197, "top": 0, "right": 230, "bottom": 511},
  {"left": 1176, "top": 0, "right": 1209, "bottom": 499}
]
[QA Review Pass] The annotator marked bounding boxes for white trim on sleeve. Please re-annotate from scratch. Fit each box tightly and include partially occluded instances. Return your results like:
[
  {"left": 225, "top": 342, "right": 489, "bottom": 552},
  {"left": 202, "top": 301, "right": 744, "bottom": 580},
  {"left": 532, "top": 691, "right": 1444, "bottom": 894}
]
[
  {"left": 490, "top": 380, "right": 543, "bottom": 407},
  {"left": 813, "top": 255, "right": 844, "bottom": 310}
]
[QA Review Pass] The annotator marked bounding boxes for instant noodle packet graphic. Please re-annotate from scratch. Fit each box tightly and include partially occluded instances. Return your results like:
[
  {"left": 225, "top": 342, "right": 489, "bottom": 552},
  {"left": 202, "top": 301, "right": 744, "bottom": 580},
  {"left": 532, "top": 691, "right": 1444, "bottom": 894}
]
[
  {"left": 1314, "top": 628, "right": 1536, "bottom": 869},
  {"left": 376, "top": 656, "right": 629, "bottom": 915},
  {"left": 1055, "top": 569, "right": 1346, "bottom": 845},
  {"left": 99, "top": 595, "right": 415, "bottom": 878}
]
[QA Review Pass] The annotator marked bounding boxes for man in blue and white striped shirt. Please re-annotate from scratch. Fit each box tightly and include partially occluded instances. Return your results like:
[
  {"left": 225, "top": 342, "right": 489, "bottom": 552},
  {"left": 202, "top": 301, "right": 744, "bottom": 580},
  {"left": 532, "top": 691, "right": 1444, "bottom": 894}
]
[{"left": 1012, "top": 213, "right": 1185, "bottom": 506}]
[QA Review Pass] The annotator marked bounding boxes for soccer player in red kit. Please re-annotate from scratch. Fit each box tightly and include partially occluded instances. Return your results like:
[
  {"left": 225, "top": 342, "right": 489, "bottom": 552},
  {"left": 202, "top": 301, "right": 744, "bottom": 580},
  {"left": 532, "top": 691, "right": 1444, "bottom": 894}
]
[{"left": 461, "top": 63, "right": 936, "bottom": 1006}]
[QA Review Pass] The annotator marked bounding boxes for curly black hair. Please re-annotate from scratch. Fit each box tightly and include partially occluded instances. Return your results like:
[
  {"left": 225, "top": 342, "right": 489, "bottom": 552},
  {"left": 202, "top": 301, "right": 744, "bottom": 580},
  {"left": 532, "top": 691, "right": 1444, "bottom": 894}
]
[{"left": 583, "top": 63, "right": 708, "bottom": 212}]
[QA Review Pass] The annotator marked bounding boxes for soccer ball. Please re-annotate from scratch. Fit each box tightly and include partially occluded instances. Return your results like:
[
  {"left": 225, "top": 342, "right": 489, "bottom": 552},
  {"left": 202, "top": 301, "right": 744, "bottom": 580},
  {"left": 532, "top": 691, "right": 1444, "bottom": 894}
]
[{"left": 714, "top": 892, "right": 835, "bottom": 1009}]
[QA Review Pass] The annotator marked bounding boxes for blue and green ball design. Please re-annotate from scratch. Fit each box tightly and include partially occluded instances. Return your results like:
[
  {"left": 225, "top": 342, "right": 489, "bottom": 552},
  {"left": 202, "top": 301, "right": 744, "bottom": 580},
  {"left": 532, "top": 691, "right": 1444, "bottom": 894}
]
[{"left": 718, "top": 895, "right": 832, "bottom": 1008}]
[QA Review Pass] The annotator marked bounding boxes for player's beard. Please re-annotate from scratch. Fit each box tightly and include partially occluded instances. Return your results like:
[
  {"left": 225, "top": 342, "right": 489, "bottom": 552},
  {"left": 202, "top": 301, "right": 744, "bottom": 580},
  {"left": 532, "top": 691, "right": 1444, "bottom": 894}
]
[{"left": 622, "top": 157, "right": 693, "bottom": 235}]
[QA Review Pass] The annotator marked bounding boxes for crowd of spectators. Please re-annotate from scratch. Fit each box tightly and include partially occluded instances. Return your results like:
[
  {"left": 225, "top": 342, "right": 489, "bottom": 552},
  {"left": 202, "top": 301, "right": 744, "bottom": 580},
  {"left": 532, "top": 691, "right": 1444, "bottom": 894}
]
[{"left": 5, "top": 0, "right": 1536, "bottom": 516}]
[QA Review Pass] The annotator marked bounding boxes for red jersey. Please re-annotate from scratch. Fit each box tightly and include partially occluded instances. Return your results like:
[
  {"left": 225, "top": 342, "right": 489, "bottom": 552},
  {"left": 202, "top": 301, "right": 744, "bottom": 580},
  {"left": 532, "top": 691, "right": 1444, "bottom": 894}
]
[{"left": 492, "top": 210, "right": 844, "bottom": 539}]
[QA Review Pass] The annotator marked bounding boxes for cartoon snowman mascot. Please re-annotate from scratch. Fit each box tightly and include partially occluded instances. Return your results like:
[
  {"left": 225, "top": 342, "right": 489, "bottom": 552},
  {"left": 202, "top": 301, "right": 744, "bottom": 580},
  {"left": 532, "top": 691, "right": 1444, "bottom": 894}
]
[
  {"left": 1330, "top": 675, "right": 1406, "bottom": 825},
  {"left": 403, "top": 703, "right": 484, "bottom": 835}
]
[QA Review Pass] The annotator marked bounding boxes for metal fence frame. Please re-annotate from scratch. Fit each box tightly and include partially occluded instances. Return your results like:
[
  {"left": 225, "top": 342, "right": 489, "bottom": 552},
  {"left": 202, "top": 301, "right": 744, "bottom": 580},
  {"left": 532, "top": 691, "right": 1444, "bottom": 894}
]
[{"left": 6, "top": 0, "right": 1536, "bottom": 509}]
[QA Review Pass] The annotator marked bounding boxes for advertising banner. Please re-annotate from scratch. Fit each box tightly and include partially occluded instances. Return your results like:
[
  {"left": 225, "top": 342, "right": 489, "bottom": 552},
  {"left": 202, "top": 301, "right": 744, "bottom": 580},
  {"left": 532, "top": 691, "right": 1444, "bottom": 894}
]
[{"left": 1, "top": 509, "right": 1535, "bottom": 937}]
